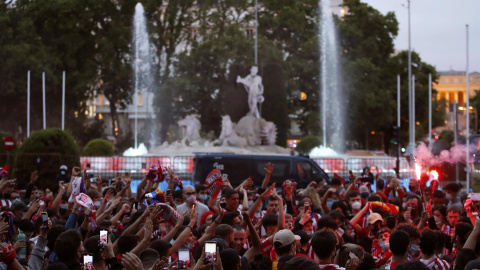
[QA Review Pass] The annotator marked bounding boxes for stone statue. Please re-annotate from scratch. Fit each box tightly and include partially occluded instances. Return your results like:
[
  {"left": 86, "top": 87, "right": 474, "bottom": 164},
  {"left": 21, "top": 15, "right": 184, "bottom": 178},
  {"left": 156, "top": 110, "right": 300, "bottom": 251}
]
[
  {"left": 177, "top": 115, "right": 201, "bottom": 146},
  {"left": 236, "top": 66, "right": 264, "bottom": 118},
  {"left": 213, "top": 115, "right": 247, "bottom": 147}
]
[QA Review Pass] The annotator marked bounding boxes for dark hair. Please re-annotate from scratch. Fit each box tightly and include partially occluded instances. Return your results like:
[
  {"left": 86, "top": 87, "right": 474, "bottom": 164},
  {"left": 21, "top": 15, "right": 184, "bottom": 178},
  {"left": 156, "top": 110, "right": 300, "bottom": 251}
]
[
  {"left": 139, "top": 248, "right": 160, "bottom": 269},
  {"left": 195, "top": 184, "right": 207, "bottom": 193},
  {"left": 220, "top": 249, "right": 240, "bottom": 270},
  {"left": 222, "top": 212, "right": 240, "bottom": 226},
  {"left": 214, "top": 224, "right": 233, "bottom": 241},
  {"left": 102, "top": 187, "right": 117, "bottom": 197},
  {"left": 262, "top": 214, "right": 278, "bottom": 229},
  {"left": 47, "top": 225, "right": 67, "bottom": 251},
  {"left": 356, "top": 252, "right": 376, "bottom": 270},
  {"left": 433, "top": 205, "right": 447, "bottom": 218},
  {"left": 455, "top": 248, "right": 477, "bottom": 270},
  {"left": 149, "top": 239, "right": 172, "bottom": 258},
  {"left": 117, "top": 235, "right": 140, "bottom": 254},
  {"left": 443, "top": 183, "right": 461, "bottom": 193},
  {"left": 367, "top": 194, "right": 381, "bottom": 202},
  {"left": 268, "top": 195, "right": 280, "bottom": 203},
  {"left": 447, "top": 204, "right": 462, "bottom": 215},
  {"left": 346, "top": 190, "right": 361, "bottom": 202},
  {"left": 419, "top": 229, "right": 437, "bottom": 255},
  {"left": 331, "top": 200, "right": 348, "bottom": 216},
  {"left": 274, "top": 241, "right": 294, "bottom": 257},
  {"left": 331, "top": 178, "right": 341, "bottom": 186},
  {"left": 54, "top": 229, "right": 82, "bottom": 263},
  {"left": 394, "top": 261, "right": 429, "bottom": 270},
  {"left": 317, "top": 216, "right": 338, "bottom": 230},
  {"left": 224, "top": 189, "right": 239, "bottom": 199},
  {"left": 454, "top": 222, "right": 473, "bottom": 246},
  {"left": 434, "top": 231, "right": 446, "bottom": 253},
  {"left": 465, "top": 259, "right": 480, "bottom": 270},
  {"left": 45, "top": 263, "right": 69, "bottom": 270},
  {"left": 15, "top": 218, "right": 35, "bottom": 233},
  {"left": 376, "top": 179, "right": 385, "bottom": 190},
  {"left": 389, "top": 230, "right": 410, "bottom": 256},
  {"left": 311, "top": 230, "right": 337, "bottom": 260},
  {"left": 172, "top": 190, "right": 184, "bottom": 199},
  {"left": 84, "top": 236, "right": 102, "bottom": 263},
  {"left": 433, "top": 190, "right": 445, "bottom": 198},
  {"left": 328, "top": 209, "right": 346, "bottom": 223},
  {"left": 249, "top": 254, "right": 272, "bottom": 270},
  {"left": 282, "top": 256, "right": 319, "bottom": 270},
  {"left": 396, "top": 223, "right": 421, "bottom": 240}
]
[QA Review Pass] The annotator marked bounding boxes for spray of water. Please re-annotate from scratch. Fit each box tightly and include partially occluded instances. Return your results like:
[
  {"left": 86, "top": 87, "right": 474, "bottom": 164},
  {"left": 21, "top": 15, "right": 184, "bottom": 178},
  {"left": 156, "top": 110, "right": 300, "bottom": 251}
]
[
  {"left": 319, "top": 0, "right": 344, "bottom": 152},
  {"left": 133, "top": 3, "right": 156, "bottom": 150}
]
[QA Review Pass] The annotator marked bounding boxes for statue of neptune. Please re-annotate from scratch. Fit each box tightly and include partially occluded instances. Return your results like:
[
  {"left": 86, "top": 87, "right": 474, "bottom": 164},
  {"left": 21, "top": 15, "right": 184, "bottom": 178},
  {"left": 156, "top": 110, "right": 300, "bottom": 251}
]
[{"left": 236, "top": 66, "right": 264, "bottom": 118}]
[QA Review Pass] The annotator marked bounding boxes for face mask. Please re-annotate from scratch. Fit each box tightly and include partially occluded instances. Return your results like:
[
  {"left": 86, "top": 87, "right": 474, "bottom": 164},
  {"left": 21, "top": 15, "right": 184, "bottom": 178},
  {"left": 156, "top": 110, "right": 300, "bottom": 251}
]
[
  {"left": 93, "top": 201, "right": 101, "bottom": 209},
  {"left": 60, "top": 171, "right": 66, "bottom": 175},
  {"left": 60, "top": 204, "right": 68, "bottom": 209},
  {"left": 326, "top": 198, "right": 335, "bottom": 209},
  {"left": 248, "top": 201, "right": 254, "bottom": 208},
  {"left": 185, "top": 242, "right": 195, "bottom": 250},
  {"left": 352, "top": 201, "right": 362, "bottom": 210},
  {"left": 380, "top": 241, "right": 390, "bottom": 252},
  {"left": 409, "top": 244, "right": 420, "bottom": 254},
  {"left": 11, "top": 198, "right": 20, "bottom": 204},
  {"left": 186, "top": 195, "right": 196, "bottom": 204},
  {"left": 198, "top": 194, "right": 208, "bottom": 202},
  {"left": 434, "top": 216, "right": 442, "bottom": 224},
  {"left": 306, "top": 231, "right": 314, "bottom": 237},
  {"left": 446, "top": 193, "right": 453, "bottom": 200}
]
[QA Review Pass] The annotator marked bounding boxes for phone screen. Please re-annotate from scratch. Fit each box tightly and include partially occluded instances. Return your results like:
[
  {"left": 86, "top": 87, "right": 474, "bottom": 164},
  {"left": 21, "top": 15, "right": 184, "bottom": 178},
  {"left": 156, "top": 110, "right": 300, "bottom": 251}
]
[
  {"left": 205, "top": 242, "right": 216, "bottom": 263},
  {"left": 100, "top": 230, "right": 108, "bottom": 247},
  {"left": 178, "top": 249, "right": 190, "bottom": 270},
  {"left": 83, "top": 255, "right": 93, "bottom": 270},
  {"left": 41, "top": 212, "right": 48, "bottom": 226},
  {"left": 222, "top": 174, "right": 228, "bottom": 180}
]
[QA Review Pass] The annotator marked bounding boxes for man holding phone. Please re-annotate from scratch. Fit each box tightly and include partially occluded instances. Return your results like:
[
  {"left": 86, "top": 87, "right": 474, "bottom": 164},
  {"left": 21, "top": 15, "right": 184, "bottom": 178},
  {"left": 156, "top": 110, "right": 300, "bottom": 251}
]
[{"left": 176, "top": 185, "right": 209, "bottom": 225}]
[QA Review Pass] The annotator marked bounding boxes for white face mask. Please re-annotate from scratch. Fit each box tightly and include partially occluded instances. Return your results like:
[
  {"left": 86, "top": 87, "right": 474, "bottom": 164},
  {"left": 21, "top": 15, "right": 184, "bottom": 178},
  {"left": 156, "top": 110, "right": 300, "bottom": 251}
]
[
  {"left": 352, "top": 201, "right": 362, "bottom": 210},
  {"left": 446, "top": 193, "right": 453, "bottom": 200},
  {"left": 93, "top": 201, "right": 101, "bottom": 209},
  {"left": 434, "top": 216, "right": 443, "bottom": 224}
]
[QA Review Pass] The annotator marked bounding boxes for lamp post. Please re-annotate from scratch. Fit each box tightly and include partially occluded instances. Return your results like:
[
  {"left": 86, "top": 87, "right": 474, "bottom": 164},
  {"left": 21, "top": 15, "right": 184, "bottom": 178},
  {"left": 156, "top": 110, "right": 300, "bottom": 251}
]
[{"left": 407, "top": 0, "right": 414, "bottom": 166}]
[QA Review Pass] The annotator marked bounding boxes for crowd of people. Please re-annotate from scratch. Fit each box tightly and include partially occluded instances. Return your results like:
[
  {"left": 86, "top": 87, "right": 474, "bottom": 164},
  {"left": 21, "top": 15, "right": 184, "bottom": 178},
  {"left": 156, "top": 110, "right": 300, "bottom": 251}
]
[{"left": 0, "top": 162, "right": 479, "bottom": 270}]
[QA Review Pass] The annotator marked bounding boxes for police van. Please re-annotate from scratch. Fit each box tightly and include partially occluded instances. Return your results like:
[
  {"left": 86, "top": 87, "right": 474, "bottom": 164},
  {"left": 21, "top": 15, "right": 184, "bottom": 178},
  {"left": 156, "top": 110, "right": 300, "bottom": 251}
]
[{"left": 193, "top": 153, "right": 329, "bottom": 188}]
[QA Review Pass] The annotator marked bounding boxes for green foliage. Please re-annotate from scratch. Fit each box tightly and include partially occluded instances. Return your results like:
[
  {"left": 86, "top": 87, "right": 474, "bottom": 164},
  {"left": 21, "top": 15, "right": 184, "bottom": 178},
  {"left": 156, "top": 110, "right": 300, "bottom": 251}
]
[
  {"left": 83, "top": 138, "right": 114, "bottom": 156},
  {"left": 296, "top": 136, "right": 322, "bottom": 154},
  {"left": 14, "top": 128, "right": 79, "bottom": 189}
]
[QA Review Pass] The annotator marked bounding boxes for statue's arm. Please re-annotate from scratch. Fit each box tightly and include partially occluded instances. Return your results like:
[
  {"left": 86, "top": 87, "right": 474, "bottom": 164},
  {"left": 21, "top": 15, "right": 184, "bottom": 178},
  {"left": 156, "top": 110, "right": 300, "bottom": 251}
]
[{"left": 258, "top": 78, "right": 264, "bottom": 94}]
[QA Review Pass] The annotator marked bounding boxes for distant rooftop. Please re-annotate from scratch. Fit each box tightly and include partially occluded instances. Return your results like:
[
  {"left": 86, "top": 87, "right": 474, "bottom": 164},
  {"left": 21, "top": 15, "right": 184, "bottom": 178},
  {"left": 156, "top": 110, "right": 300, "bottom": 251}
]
[{"left": 438, "top": 70, "right": 480, "bottom": 76}]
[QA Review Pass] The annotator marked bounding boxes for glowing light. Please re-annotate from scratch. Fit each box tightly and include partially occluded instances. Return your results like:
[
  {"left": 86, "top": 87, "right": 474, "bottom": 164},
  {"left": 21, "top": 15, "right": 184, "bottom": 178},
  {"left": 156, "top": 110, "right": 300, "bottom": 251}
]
[
  {"left": 415, "top": 163, "right": 422, "bottom": 180},
  {"left": 430, "top": 170, "right": 439, "bottom": 180}
]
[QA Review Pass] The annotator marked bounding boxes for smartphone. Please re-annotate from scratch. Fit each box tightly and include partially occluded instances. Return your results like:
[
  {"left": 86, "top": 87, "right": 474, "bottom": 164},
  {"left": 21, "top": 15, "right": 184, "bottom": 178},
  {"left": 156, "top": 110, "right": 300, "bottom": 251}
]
[
  {"left": 41, "top": 212, "right": 48, "bottom": 227},
  {"left": 222, "top": 174, "right": 228, "bottom": 180},
  {"left": 166, "top": 189, "right": 171, "bottom": 196},
  {"left": 191, "top": 204, "right": 196, "bottom": 212},
  {"left": 304, "top": 202, "right": 310, "bottom": 212},
  {"left": 83, "top": 255, "right": 93, "bottom": 270},
  {"left": 99, "top": 230, "right": 108, "bottom": 247},
  {"left": 204, "top": 241, "right": 217, "bottom": 264},
  {"left": 178, "top": 248, "right": 190, "bottom": 270},
  {"left": 132, "top": 202, "right": 138, "bottom": 210}
]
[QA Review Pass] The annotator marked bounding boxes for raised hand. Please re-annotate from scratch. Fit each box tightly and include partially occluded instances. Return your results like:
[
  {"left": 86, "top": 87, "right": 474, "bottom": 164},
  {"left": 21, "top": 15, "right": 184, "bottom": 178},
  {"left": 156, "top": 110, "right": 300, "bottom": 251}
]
[
  {"left": 261, "top": 183, "right": 276, "bottom": 199},
  {"left": 264, "top": 162, "right": 274, "bottom": 175},
  {"left": 30, "top": 171, "right": 39, "bottom": 184},
  {"left": 122, "top": 252, "right": 143, "bottom": 270},
  {"left": 72, "top": 167, "right": 81, "bottom": 177}
]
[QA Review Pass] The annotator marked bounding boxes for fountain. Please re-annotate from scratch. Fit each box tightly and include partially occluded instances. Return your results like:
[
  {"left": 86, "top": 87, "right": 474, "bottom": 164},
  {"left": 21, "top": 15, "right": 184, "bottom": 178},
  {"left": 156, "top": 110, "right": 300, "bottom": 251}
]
[
  {"left": 133, "top": 3, "right": 155, "bottom": 149},
  {"left": 319, "top": 0, "right": 344, "bottom": 152}
]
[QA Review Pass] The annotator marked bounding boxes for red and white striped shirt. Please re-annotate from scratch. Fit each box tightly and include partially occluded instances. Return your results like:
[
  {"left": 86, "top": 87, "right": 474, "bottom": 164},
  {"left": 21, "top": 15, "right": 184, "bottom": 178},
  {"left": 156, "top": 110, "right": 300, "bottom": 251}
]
[{"left": 420, "top": 255, "right": 451, "bottom": 270}]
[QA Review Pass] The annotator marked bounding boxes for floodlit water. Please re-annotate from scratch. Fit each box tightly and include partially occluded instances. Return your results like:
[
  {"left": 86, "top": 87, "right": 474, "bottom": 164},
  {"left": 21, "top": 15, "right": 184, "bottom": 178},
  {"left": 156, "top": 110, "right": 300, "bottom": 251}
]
[
  {"left": 133, "top": 3, "right": 156, "bottom": 149},
  {"left": 319, "top": 0, "right": 344, "bottom": 152}
]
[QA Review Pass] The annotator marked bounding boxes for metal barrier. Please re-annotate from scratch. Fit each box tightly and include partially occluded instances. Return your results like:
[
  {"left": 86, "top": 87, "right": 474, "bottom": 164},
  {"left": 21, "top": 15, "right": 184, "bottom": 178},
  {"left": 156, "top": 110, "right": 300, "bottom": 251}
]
[{"left": 312, "top": 157, "right": 411, "bottom": 179}]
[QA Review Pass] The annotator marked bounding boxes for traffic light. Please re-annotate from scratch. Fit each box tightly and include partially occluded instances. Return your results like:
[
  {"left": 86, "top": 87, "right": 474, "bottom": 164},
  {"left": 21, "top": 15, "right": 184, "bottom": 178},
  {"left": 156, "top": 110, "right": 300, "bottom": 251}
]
[{"left": 391, "top": 126, "right": 400, "bottom": 145}]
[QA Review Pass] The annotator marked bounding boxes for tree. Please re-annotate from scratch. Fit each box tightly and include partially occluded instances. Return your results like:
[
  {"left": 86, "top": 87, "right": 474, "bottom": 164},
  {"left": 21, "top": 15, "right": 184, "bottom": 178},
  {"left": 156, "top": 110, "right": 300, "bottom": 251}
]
[{"left": 83, "top": 138, "right": 114, "bottom": 156}]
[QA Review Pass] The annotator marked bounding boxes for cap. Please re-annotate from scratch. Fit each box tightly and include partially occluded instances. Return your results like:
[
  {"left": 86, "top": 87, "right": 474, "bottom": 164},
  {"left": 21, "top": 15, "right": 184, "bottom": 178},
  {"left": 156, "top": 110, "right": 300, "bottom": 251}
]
[
  {"left": 274, "top": 229, "right": 300, "bottom": 248},
  {"left": 367, "top": 213, "right": 383, "bottom": 224},
  {"left": 294, "top": 230, "right": 310, "bottom": 245},
  {"left": 60, "top": 165, "right": 68, "bottom": 171}
]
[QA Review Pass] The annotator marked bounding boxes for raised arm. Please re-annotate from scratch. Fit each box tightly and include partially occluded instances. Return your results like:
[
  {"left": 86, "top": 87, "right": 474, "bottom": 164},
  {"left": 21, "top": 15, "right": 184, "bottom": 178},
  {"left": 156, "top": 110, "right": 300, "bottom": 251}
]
[
  {"left": 130, "top": 219, "right": 153, "bottom": 256},
  {"left": 247, "top": 184, "right": 275, "bottom": 219},
  {"left": 261, "top": 163, "right": 274, "bottom": 190},
  {"left": 50, "top": 182, "right": 66, "bottom": 211},
  {"left": 243, "top": 211, "right": 261, "bottom": 262},
  {"left": 350, "top": 202, "right": 370, "bottom": 234},
  {"left": 321, "top": 188, "right": 336, "bottom": 214},
  {"left": 198, "top": 203, "right": 224, "bottom": 245},
  {"left": 171, "top": 208, "right": 197, "bottom": 253},
  {"left": 162, "top": 211, "right": 188, "bottom": 243}
]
